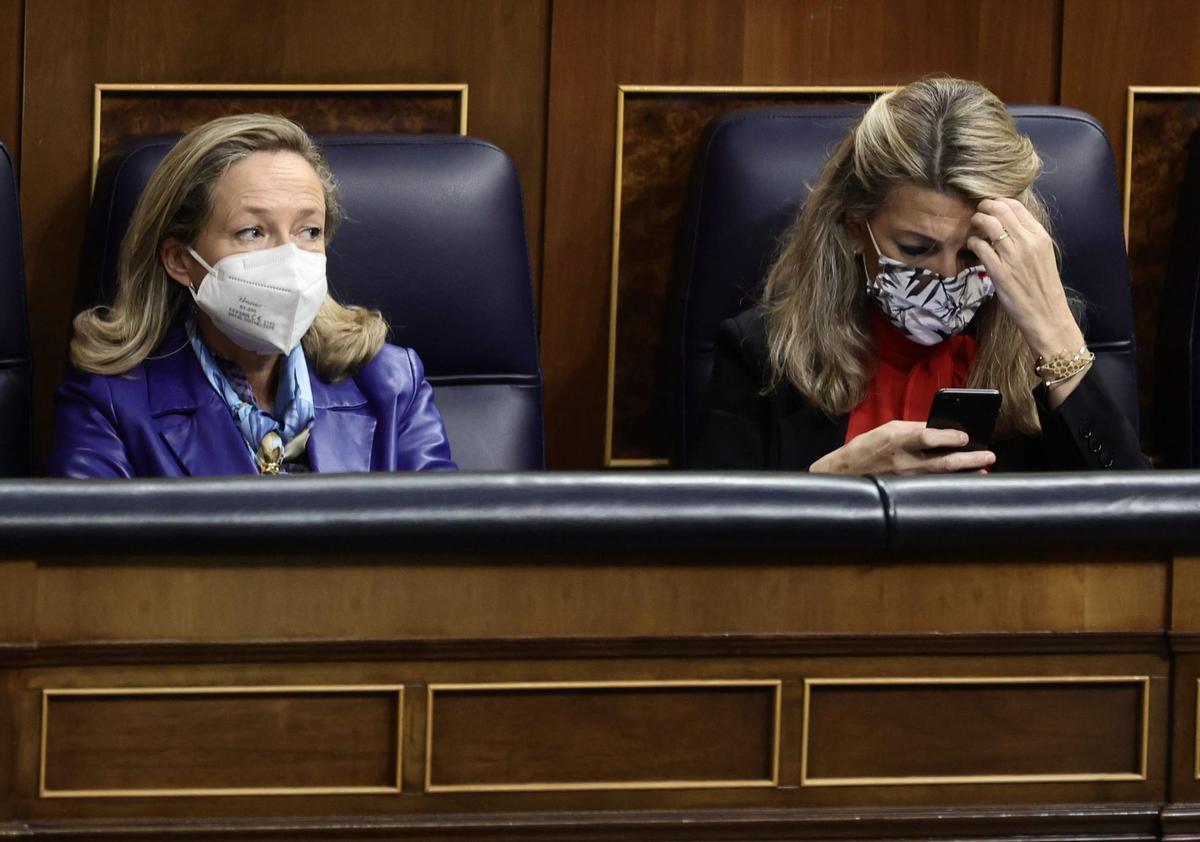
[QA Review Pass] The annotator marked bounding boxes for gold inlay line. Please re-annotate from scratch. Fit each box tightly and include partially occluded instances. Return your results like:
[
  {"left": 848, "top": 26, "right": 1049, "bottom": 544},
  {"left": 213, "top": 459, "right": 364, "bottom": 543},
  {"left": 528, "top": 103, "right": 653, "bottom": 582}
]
[
  {"left": 39, "top": 684, "right": 405, "bottom": 798},
  {"left": 801, "top": 675, "right": 1150, "bottom": 788}
]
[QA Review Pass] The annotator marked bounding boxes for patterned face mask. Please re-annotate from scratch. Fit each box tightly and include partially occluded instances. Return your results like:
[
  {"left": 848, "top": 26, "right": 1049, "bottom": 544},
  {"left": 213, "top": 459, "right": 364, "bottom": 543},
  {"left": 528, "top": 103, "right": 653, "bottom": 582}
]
[{"left": 862, "top": 221, "right": 994, "bottom": 346}]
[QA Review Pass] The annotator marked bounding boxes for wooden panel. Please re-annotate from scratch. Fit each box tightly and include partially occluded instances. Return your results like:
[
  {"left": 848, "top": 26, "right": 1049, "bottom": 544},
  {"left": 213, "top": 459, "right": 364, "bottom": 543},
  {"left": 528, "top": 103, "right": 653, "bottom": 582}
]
[
  {"left": 96, "top": 85, "right": 465, "bottom": 180},
  {"left": 20, "top": 0, "right": 548, "bottom": 460},
  {"left": 1061, "top": 1, "right": 1200, "bottom": 459},
  {"left": 27, "top": 553, "right": 1166, "bottom": 643},
  {"left": 426, "top": 681, "right": 779, "bottom": 791},
  {"left": 1170, "top": 655, "right": 1200, "bottom": 804},
  {"left": 609, "top": 88, "right": 883, "bottom": 465},
  {"left": 0, "top": 560, "right": 34, "bottom": 642},
  {"left": 40, "top": 686, "right": 402, "bottom": 796},
  {"left": 1061, "top": 0, "right": 1200, "bottom": 180},
  {"left": 803, "top": 677, "right": 1148, "bottom": 786},
  {"left": 1, "top": 652, "right": 1170, "bottom": 823},
  {"left": 542, "top": 0, "right": 1061, "bottom": 468},
  {"left": 1173, "top": 556, "right": 1200, "bottom": 632},
  {"left": 1124, "top": 90, "right": 1199, "bottom": 436},
  {"left": 0, "top": 0, "right": 20, "bottom": 162}
]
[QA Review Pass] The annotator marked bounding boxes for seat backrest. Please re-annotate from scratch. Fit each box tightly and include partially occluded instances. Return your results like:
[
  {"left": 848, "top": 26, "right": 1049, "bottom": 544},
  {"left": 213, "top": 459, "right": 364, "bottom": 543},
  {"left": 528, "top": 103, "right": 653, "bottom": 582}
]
[
  {"left": 677, "top": 105, "right": 1139, "bottom": 461},
  {"left": 83, "top": 134, "right": 544, "bottom": 470},
  {"left": 0, "top": 141, "right": 31, "bottom": 477}
]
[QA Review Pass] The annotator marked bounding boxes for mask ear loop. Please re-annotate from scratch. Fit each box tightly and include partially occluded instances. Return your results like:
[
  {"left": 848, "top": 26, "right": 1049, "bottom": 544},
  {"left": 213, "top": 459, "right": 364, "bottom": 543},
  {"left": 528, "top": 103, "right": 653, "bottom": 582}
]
[{"left": 147, "top": 247, "right": 206, "bottom": 360}]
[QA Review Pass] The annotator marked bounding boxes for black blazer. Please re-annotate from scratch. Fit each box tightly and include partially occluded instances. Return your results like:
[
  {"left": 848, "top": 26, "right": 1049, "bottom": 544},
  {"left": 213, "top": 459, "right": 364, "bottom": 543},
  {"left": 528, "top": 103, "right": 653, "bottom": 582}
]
[{"left": 690, "top": 308, "right": 1150, "bottom": 472}]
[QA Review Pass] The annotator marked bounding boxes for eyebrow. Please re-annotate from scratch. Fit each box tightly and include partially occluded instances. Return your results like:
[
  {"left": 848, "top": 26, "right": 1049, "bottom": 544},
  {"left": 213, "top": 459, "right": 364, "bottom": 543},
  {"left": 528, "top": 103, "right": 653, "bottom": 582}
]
[{"left": 232, "top": 205, "right": 324, "bottom": 217}]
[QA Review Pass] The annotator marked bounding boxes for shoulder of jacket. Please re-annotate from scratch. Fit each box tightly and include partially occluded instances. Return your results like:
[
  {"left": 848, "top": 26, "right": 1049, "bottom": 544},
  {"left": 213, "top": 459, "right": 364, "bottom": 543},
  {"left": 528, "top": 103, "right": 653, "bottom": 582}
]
[{"left": 719, "top": 307, "right": 770, "bottom": 363}]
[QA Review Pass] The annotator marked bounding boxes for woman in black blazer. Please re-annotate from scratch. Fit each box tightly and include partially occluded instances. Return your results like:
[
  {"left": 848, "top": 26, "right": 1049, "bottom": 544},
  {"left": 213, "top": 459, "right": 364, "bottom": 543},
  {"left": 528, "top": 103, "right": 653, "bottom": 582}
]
[{"left": 692, "top": 78, "right": 1148, "bottom": 474}]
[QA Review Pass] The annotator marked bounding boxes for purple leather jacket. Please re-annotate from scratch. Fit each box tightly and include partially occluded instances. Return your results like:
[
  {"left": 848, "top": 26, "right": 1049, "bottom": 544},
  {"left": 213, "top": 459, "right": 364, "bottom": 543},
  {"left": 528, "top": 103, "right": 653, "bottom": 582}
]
[{"left": 48, "top": 327, "right": 457, "bottom": 478}]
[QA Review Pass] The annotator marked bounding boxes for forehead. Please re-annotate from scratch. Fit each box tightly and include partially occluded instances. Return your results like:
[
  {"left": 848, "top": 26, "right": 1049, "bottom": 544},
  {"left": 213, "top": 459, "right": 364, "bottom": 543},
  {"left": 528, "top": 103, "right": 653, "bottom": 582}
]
[
  {"left": 877, "top": 185, "right": 974, "bottom": 236},
  {"left": 211, "top": 150, "right": 325, "bottom": 212}
]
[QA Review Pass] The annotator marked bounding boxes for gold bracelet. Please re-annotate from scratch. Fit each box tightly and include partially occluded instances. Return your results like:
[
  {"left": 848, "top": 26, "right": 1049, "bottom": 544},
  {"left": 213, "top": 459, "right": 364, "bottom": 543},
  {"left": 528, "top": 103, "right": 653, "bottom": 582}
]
[
  {"left": 1034, "top": 344, "right": 1095, "bottom": 386},
  {"left": 1043, "top": 357, "right": 1094, "bottom": 388}
]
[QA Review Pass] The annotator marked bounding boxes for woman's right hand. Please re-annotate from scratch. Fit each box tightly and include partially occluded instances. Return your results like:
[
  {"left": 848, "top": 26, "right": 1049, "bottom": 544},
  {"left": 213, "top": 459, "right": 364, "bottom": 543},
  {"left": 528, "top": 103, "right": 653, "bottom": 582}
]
[{"left": 809, "top": 420, "right": 996, "bottom": 475}]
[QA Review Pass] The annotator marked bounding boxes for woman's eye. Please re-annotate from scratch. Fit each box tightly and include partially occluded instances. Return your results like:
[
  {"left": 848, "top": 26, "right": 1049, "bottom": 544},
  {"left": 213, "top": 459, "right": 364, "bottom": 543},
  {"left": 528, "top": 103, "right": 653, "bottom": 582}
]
[
  {"left": 236, "top": 227, "right": 262, "bottom": 240},
  {"left": 299, "top": 227, "right": 322, "bottom": 240},
  {"left": 899, "top": 244, "right": 929, "bottom": 257}
]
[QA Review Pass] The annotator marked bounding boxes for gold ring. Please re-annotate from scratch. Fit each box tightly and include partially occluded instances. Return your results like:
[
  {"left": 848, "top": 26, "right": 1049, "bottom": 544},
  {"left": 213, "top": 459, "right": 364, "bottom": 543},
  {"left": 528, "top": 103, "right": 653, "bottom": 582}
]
[{"left": 992, "top": 229, "right": 1010, "bottom": 245}]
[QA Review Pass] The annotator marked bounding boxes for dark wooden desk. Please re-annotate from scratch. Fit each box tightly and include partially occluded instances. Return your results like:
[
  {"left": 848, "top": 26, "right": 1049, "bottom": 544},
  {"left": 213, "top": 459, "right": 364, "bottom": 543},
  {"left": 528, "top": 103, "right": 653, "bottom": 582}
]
[{"left": 0, "top": 472, "right": 1194, "bottom": 840}]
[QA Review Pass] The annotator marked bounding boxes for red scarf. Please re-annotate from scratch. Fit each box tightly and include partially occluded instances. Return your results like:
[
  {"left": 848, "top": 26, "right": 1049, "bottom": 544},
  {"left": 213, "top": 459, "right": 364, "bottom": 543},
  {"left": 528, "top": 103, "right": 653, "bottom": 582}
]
[{"left": 845, "top": 311, "right": 977, "bottom": 443}]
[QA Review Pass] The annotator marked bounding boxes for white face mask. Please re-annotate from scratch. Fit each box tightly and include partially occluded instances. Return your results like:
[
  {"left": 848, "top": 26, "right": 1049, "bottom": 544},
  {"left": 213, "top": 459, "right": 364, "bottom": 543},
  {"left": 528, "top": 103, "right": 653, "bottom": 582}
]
[
  {"left": 186, "top": 243, "right": 327, "bottom": 355},
  {"left": 862, "top": 221, "right": 994, "bottom": 346}
]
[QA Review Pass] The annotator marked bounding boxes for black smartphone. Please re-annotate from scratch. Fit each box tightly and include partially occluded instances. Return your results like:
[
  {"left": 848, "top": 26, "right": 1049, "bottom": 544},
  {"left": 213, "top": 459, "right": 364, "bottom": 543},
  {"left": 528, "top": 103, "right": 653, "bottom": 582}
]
[{"left": 926, "top": 388, "right": 1002, "bottom": 451}]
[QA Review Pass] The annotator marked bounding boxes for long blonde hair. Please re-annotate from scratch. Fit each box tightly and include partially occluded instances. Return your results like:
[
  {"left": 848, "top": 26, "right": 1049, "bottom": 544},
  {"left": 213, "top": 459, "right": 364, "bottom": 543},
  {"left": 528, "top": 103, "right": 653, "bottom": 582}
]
[
  {"left": 71, "top": 113, "right": 387, "bottom": 381},
  {"left": 762, "top": 77, "right": 1047, "bottom": 436}
]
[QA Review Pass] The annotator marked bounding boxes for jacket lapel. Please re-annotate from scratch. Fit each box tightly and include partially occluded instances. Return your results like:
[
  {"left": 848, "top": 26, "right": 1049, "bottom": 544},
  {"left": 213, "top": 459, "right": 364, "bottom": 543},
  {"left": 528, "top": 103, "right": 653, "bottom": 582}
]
[
  {"left": 147, "top": 337, "right": 257, "bottom": 477},
  {"left": 307, "top": 366, "right": 376, "bottom": 474}
]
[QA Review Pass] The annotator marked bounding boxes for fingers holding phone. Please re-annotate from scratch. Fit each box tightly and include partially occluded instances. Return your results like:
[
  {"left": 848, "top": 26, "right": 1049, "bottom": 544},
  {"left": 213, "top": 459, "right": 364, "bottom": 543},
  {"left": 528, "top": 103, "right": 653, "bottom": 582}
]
[{"left": 810, "top": 419, "right": 995, "bottom": 475}]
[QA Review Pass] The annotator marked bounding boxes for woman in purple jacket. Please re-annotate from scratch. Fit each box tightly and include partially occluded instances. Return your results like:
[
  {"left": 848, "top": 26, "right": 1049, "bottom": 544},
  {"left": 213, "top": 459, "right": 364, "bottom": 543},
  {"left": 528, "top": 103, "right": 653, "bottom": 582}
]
[{"left": 49, "top": 114, "right": 456, "bottom": 477}]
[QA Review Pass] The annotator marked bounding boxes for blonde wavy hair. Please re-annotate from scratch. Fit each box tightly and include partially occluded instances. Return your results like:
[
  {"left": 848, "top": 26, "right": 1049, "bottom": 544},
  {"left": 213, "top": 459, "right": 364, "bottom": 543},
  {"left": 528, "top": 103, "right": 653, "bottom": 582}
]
[
  {"left": 71, "top": 113, "right": 387, "bottom": 381},
  {"left": 763, "top": 77, "right": 1049, "bottom": 436}
]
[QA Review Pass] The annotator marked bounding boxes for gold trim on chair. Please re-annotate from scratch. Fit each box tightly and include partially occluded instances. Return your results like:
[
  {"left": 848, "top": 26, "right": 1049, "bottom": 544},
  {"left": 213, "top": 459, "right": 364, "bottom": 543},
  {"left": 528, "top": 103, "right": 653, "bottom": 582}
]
[
  {"left": 603, "top": 84, "right": 892, "bottom": 468},
  {"left": 39, "top": 684, "right": 405, "bottom": 798},
  {"left": 91, "top": 82, "right": 470, "bottom": 190},
  {"left": 425, "top": 678, "right": 782, "bottom": 793},
  {"left": 801, "top": 675, "right": 1150, "bottom": 787}
]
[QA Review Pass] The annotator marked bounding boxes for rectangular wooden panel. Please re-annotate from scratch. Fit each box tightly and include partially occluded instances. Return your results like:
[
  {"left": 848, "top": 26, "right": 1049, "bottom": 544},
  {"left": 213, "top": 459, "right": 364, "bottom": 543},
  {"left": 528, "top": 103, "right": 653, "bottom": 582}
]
[
  {"left": 93, "top": 83, "right": 467, "bottom": 187},
  {"left": 29, "top": 553, "right": 1167, "bottom": 642},
  {"left": 802, "top": 677, "right": 1148, "bottom": 786},
  {"left": 40, "top": 685, "right": 403, "bottom": 797},
  {"left": 426, "top": 680, "right": 780, "bottom": 791}
]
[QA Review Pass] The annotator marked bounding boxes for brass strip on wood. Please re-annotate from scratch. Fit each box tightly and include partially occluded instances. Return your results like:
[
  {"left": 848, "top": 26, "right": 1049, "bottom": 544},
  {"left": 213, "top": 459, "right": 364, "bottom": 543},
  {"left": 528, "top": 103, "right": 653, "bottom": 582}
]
[
  {"left": 425, "top": 678, "right": 782, "bottom": 793},
  {"left": 39, "top": 684, "right": 404, "bottom": 798},
  {"left": 801, "top": 675, "right": 1150, "bottom": 787}
]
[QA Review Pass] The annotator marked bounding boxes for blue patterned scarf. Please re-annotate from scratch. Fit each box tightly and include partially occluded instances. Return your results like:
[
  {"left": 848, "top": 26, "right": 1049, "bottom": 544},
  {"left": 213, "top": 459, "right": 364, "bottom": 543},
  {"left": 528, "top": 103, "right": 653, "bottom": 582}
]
[{"left": 187, "top": 317, "right": 315, "bottom": 472}]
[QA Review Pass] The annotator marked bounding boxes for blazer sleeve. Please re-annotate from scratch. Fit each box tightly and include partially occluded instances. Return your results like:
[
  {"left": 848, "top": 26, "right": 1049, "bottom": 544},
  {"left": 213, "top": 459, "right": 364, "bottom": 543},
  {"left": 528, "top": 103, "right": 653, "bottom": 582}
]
[
  {"left": 690, "top": 317, "right": 772, "bottom": 469},
  {"left": 394, "top": 348, "right": 458, "bottom": 472},
  {"left": 1034, "top": 365, "right": 1151, "bottom": 470},
  {"left": 46, "top": 371, "right": 136, "bottom": 479}
]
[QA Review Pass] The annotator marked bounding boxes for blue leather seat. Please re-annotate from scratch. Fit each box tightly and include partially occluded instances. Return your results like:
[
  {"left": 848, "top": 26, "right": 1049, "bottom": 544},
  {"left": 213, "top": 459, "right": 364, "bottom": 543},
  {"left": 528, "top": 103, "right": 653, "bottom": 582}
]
[
  {"left": 0, "top": 141, "right": 31, "bottom": 477},
  {"left": 82, "top": 134, "right": 544, "bottom": 470},
  {"left": 677, "top": 105, "right": 1139, "bottom": 461}
]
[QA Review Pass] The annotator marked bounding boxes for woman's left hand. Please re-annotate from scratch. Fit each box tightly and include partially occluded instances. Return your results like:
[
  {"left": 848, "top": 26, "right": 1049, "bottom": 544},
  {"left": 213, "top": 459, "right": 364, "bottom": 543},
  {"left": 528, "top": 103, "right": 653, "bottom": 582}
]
[{"left": 968, "top": 198, "right": 1087, "bottom": 405}]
